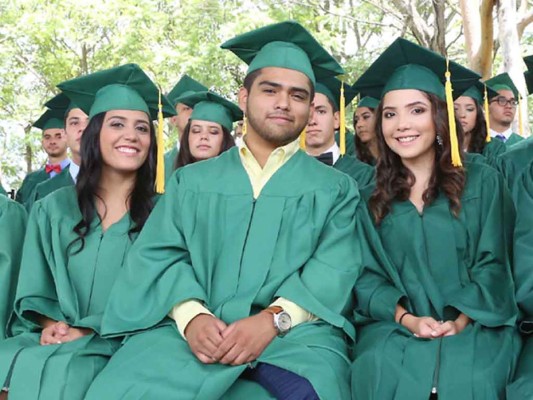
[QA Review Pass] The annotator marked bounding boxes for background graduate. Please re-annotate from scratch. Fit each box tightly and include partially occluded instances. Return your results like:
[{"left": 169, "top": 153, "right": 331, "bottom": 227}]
[
  {"left": 353, "top": 95, "right": 380, "bottom": 165},
  {"left": 350, "top": 38, "right": 520, "bottom": 400},
  {"left": 85, "top": 21, "right": 361, "bottom": 400},
  {"left": 0, "top": 63, "right": 173, "bottom": 400}
]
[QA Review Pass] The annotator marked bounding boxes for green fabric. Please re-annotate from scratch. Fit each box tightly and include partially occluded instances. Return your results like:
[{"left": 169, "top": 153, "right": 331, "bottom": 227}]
[
  {"left": 15, "top": 168, "right": 49, "bottom": 210},
  {"left": 485, "top": 73, "right": 520, "bottom": 99},
  {"left": 315, "top": 77, "right": 357, "bottom": 110},
  {"left": 481, "top": 139, "right": 507, "bottom": 168},
  {"left": 85, "top": 147, "right": 361, "bottom": 399},
  {"left": 28, "top": 166, "right": 74, "bottom": 211},
  {"left": 0, "top": 186, "right": 135, "bottom": 399},
  {"left": 335, "top": 130, "right": 356, "bottom": 156},
  {"left": 33, "top": 108, "right": 65, "bottom": 130},
  {"left": 221, "top": 20, "right": 344, "bottom": 84},
  {"left": 352, "top": 162, "right": 520, "bottom": 399},
  {"left": 457, "top": 82, "right": 498, "bottom": 105},
  {"left": 166, "top": 75, "right": 208, "bottom": 108},
  {"left": 45, "top": 93, "right": 79, "bottom": 117},
  {"left": 57, "top": 63, "right": 176, "bottom": 120},
  {"left": 357, "top": 96, "right": 379, "bottom": 109},
  {"left": 497, "top": 137, "right": 533, "bottom": 196},
  {"left": 353, "top": 38, "right": 480, "bottom": 100},
  {"left": 506, "top": 133, "right": 525, "bottom": 147},
  {"left": 334, "top": 155, "right": 375, "bottom": 188},
  {"left": 508, "top": 337, "right": 533, "bottom": 399},
  {"left": 525, "top": 71, "right": 533, "bottom": 95},
  {"left": 177, "top": 91, "right": 243, "bottom": 132},
  {"left": 0, "top": 197, "right": 27, "bottom": 339},
  {"left": 164, "top": 146, "right": 179, "bottom": 183},
  {"left": 0, "top": 185, "right": 6, "bottom": 196}
]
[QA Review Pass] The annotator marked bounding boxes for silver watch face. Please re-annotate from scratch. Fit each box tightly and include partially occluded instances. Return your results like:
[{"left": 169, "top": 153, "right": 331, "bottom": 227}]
[{"left": 275, "top": 311, "right": 292, "bottom": 333}]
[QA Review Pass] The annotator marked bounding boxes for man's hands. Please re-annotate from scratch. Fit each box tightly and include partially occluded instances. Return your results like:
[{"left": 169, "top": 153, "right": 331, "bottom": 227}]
[
  {"left": 185, "top": 312, "right": 277, "bottom": 366},
  {"left": 40, "top": 321, "right": 93, "bottom": 345}
]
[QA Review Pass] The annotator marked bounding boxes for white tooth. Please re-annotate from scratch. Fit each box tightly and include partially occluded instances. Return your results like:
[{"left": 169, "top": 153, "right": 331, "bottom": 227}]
[
  {"left": 398, "top": 136, "right": 417, "bottom": 143},
  {"left": 117, "top": 147, "right": 137, "bottom": 153}
]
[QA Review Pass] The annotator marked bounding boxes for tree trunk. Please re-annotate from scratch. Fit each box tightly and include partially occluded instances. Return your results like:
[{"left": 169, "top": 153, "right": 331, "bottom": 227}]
[
  {"left": 480, "top": 0, "right": 495, "bottom": 79},
  {"left": 459, "top": 0, "right": 482, "bottom": 72}
]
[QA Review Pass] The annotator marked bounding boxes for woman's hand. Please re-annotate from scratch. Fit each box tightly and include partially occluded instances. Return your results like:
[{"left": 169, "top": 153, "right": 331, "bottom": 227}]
[{"left": 40, "top": 321, "right": 93, "bottom": 345}]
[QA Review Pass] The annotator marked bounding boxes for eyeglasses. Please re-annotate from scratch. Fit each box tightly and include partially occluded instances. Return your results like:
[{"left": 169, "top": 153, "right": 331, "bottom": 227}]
[{"left": 491, "top": 97, "right": 518, "bottom": 107}]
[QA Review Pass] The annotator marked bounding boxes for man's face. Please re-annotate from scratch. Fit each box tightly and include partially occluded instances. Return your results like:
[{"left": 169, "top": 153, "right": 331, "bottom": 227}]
[
  {"left": 305, "top": 92, "right": 339, "bottom": 151},
  {"left": 41, "top": 128, "right": 67, "bottom": 158},
  {"left": 65, "top": 108, "right": 89, "bottom": 156},
  {"left": 170, "top": 103, "right": 193, "bottom": 135},
  {"left": 488, "top": 89, "right": 517, "bottom": 128},
  {"left": 239, "top": 67, "right": 313, "bottom": 147}
]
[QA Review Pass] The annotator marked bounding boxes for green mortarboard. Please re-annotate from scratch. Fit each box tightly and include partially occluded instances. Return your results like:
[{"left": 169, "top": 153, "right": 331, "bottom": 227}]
[
  {"left": 44, "top": 93, "right": 79, "bottom": 117},
  {"left": 315, "top": 77, "right": 357, "bottom": 110},
  {"left": 178, "top": 91, "right": 243, "bottom": 132},
  {"left": 484, "top": 73, "right": 519, "bottom": 99},
  {"left": 220, "top": 20, "right": 344, "bottom": 84},
  {"left": 455, "top": 81, "right": 498, "bottom": 105},
  {"left": 166, "top": 75, "right": 208, "bottom": 108},
  {"left": 353, "top": 38, "right": 480, "bottom": 100},
  {"left": 57, "top": 63, "right": 176, "bottom": 121},
  {"left": 357, "top": 96, "right": 380, "bottom": 109},
  {"left": 33, "top": 108, "right": 65, "bottom": 130},
  {"left": 524, "top": 55, "right": 533, "bottom": 94}
]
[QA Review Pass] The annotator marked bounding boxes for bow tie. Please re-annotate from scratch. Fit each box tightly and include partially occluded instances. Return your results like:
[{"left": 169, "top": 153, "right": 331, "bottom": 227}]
[
  {"left": 314, "top": 152, "right": 334, "bottom": 166},
  {"left": 45, "top": 164, "right": 62, "bottom": 174}
]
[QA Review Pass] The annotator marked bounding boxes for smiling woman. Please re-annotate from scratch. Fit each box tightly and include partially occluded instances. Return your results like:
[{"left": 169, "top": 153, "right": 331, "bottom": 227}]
[{"left": 0, "top": 64, "right": 175, "bottom": 400}]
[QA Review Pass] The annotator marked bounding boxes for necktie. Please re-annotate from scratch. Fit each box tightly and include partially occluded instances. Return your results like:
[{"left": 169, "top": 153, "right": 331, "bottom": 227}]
[
  {"left": 495, "top": 134, "right": 506, "bottom": 142},
  {"left": 45, "top": 164, "right": 62, "bottom": 174},
  {"left": 314, "top": 152, "right": 334, "bottom": 166}
]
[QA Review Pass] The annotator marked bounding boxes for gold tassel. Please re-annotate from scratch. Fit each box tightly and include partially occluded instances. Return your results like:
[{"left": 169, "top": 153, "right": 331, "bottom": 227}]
[
  {"left": 483, "top": 84, "right": 491, "bottom": 143},
  {"left": 155, "top": 86, "right": 165, "bottom": 194},
  {"left": 445, "top": 59, "right": 462, "bottom": 167},
  {"left": 518, "top": 95, "right": 524, "bottom": 137},
  {"left": 339, "top": 78, "right": 346, "bottom": 156},
  {"left": 299, "top": 127, "right": 306, "bottom": 150},
  {"left": 242, "top": 114, "right": 247, "bottom": 136}
]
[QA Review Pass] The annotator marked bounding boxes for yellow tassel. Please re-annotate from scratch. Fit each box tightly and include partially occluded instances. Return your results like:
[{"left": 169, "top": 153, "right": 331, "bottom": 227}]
[
  {"left": 445, "top": 58, "right": 462, "bottom": 167},
  {"left": 299, "top": 127, "right": 306, "bottom": 150},
  {"left": 518, "top": 95, "right": 523, "bottom": 137},
  {"left": 242, "top": 114, "right": 247, "bottom": 136},
  {"left": 483, "top": 84, "right": 491, "bottom": 143},
  {"left": 155, "top": 86, "right": 165, "bottom": 194},
  {"left": 339, "top": 78, "right": 346, "bottom": 156}
]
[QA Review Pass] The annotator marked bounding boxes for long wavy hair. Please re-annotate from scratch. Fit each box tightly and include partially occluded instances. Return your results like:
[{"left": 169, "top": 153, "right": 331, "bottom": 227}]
[
  {"left": 369, "top": 91, "right": 466, "bottom": 225},
  {"left": 175, "top": 120, "right": 235, "bottom": 168},
  {"left": 466, "top": 101, "right": 488, "bottom": 154},
  {"left": 353, "top": 108, "right": 378, "bottom": 165},
  {"left": 71, "top": 112, "right": 157, "bottom": 252}
]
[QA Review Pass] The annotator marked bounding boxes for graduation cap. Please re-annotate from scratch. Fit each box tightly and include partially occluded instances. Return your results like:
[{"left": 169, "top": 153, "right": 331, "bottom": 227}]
[
  {"left": 166, "top": 75, "right": 208, "bottom": 108},
  {"left": 177, "top": 91, "right": 243, "bottom": 132},
  {"left": 44, "top": 93, "right": 80, "bottom": 117},
  {"left": 57, "top": 63, "right": 175, "bottom": 121},
  {"left": 315, "top": 77, "right": 357, "bottom": 155},
  {"left": 220, "top": 20, "right": 344, "bottom": 84},
  {"left": 484, "top": 73, "right": 520, "bottom": 99},
  {"left": 357, "top": 96, "right": 380, "bottom": 109},
  {"left": 352, "top": 37, "right": 481, "bottom": 167},
  {"left": 33, "top": 108, "right": 65, "bottom": 131},
  {"left": 58, "top": 63, "right": 176, "bottom": 194}
]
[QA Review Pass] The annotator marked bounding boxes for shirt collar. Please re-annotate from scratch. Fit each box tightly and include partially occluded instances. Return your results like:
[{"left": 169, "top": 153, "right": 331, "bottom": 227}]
[
  {"left": 490, "top": 127, "right": 513, "bottom": 140},
  {"left": 322, "top": 142, "right": 340, "bottom": 165},
  {"left": 69, "top": 161, "right": 80, "bottom": 183},
  {"left": 238, "top": 136, "right": 300, "bottom": 168}
]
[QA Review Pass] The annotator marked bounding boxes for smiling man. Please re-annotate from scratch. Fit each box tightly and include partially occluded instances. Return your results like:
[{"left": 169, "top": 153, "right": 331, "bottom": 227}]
[
  {"left": 306, "top": 77, "right": 375, "bottom": 187},
  {"left": 85, "top": 21, "right": 361, "bottom": 400}
]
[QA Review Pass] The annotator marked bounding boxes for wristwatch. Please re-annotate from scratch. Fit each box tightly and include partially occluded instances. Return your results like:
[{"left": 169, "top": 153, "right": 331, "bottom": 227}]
[{"left": 263, "top": 306, "right": 292, "bottom": 336}]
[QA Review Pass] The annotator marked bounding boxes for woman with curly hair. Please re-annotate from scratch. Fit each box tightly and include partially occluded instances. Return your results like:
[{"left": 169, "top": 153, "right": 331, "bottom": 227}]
[
  {"left": 353, "top": 96, "right": 380, "bottom": 165},
  {"left": 351, "top": 38, "right": 520, "bottom": 400}
]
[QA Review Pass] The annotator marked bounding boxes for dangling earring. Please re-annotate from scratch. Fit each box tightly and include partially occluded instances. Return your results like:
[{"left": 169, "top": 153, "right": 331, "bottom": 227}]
[
  {"left": 242, "top": 114, "right": 248, "bottom": 136},
  {"left": 436, "top": 134, "right": 443, "bottom": 146}
]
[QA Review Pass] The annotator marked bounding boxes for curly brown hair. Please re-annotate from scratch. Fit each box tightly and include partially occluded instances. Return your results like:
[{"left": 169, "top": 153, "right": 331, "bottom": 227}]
[
  {"left": 368, "top": 91, "right": 466, "bottom": 225},
  {"left": 353, "top": 108, "right": 378, "bottom": 165}
]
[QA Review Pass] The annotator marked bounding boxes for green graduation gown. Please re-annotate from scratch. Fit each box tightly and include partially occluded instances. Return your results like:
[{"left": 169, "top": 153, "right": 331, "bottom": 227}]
[
  {"left": 497, "top": 137, "right": 533, "bottom": 197},
  {"left": 351, "top": 161, "right": 520, "bottom": 400},
  {"left": 28, "top": 166, "right": 74, "bottom": 211},
  {"left": 15, "top": 168, "right": 48, "bottom": 208},
  {"left": 505, "top": 132, "right": 525, "bottom": 147},
  {"left": 0, "top": 196, "right": 27, "bottom": 340},
  {"left": 481, "top": 139, "right": 507, "bottom": 168},
  {"left": 0, "top": 185, "right": 6, "bottom": 196},
  {"left": 85, "top": 148, "right": 361, "bottom": 400},
  {"left": 507, "top": 161, "right": 533, "bottom": 399},
  {"left": 164, "top": 146, "right": 179, "bottom": 183},
  {"left": 0, "top": 186, "right": 137, "bottom": 399},
  {"left": 334, "top": 155, "right": 375, "bottom": 188}
]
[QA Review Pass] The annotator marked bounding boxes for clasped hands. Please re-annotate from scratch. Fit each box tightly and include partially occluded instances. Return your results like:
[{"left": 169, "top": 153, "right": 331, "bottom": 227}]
[
  {"left": 184, "top": 312, "right": 277, "bottom": 366},
  {"left": 40, "top": 321, "right": 93, "bottom": 345},
  {"left": 402, "top": 314, "right": 470, "bottom": 339}
]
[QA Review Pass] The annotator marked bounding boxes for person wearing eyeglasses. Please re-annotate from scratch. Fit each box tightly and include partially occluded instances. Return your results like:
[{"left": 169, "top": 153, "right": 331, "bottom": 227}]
[{"left": 485, "top": 73, "right": 524, "bottom": 146}]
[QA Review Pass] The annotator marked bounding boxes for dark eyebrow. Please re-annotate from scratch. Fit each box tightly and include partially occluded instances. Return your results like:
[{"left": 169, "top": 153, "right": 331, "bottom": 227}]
[
  {"left": 258, "top": 80, "right": 310, "bottom": 97},
  {"left": 67, "top": 116, "right": 80, "bottom": 122},
  {"left": 383, "top": 100, "right": 428, "bottom": 111},
  {"left": 106, "top": 115, "right": 149, "bottom": 124}
]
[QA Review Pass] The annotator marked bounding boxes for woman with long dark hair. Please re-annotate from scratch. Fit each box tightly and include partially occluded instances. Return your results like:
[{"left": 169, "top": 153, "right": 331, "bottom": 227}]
[
  {"left": 454, "top": 83, "right": 506, "bottom": 167},
  {"left": 0, "top": 64, "right": 175, "bottom": 400},
  {"left": 351, "top": 38, "right": 520, "bottom": 400},
  {"left": 354, "top": 96, "right": 380, "bottom": 165},
  {"left": 173, "top": 91, "right": 240, "bottom": 169}
]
